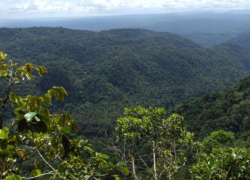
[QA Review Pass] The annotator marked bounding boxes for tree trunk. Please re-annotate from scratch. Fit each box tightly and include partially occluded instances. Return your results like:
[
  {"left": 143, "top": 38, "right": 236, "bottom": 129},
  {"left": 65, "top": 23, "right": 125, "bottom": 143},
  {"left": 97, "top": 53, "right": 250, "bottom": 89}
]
[
  {"left": 153, "top": 140, "right": 158, "bottom": 180},
  {"left": 132, "top": 157, "right": 139, "bottom": 180}
]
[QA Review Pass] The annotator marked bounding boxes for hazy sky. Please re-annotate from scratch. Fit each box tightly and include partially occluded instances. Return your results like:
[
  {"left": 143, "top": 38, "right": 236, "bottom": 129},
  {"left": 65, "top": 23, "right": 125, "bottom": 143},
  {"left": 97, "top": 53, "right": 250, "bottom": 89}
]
[{"left": 1, "top": 0, "right": 250, "bottom": 19}]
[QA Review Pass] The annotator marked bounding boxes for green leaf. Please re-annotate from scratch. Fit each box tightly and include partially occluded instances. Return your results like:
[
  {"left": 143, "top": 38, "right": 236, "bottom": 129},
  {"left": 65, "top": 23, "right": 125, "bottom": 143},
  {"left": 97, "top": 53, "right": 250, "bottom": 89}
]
[
  {"left": 0, "top": 149, "right": 11, "bottom": 157},
  {"left": 84, "top": 145, "right": 95, "bottom": 152},
  {"left": 117, "top": 165, "right": 129, "bottom": 176},
  {"left": 14, "top": 109, "right": 25, "bottom": 115},
  {"left": 5, "top": 175, "right": 22, "bottom": 180},
  {"left": 84, "top": 175, "right": 91, "bottom": 179},
  {"left": 9, "top": 92, "right": 16, "bottom": 105},
  {"left": 96, "top": 153, "right": 110, "bottom": 159},
  {"left": 0, "top": 145, "right": 15, "bottom": 158},
  {"left": 77, "top": 135, "right": 83, "bottom": 142},
  {"left": 31, "top": 169, "right": 42, "bottom": 176},
  {"left": 117, "top": 162, "right": 129, "bottom": 175},
  {"left": 37, "top": 113, "right": 51, "bottom": 125},
  {"left": 0, "top": 127, "right": 9, "bottom": 140},
  {"left": 34, "top": 116, "right": 41, "bottom": 122},
  {"left": 117, "top": 162, "right": 127, "bottom": 167},
  {"left": 24, "top": 112, "right": 37, "bottom": 122},
  {"left": 61, "top": 127, "right": 71, "bottom": 134}
]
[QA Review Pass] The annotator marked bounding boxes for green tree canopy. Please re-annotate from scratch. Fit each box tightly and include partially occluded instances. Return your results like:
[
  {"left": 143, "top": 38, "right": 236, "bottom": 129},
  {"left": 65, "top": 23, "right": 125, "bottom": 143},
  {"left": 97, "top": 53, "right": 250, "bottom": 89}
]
[
  {"left": 115, "top": 106, "right": 194, "bottom": 180},
  {"left": 0, "top": 50, "right": 128, "bottom": 180},
  {"left": 191, "top": 147, "right": 250, "bottom": 180}
]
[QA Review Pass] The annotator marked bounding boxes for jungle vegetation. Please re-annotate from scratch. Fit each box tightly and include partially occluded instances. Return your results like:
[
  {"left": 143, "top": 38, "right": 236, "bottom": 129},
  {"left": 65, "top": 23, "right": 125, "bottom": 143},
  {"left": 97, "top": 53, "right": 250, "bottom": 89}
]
[{"left": 1, "top": 27, "right": 250, "bottom": 179}]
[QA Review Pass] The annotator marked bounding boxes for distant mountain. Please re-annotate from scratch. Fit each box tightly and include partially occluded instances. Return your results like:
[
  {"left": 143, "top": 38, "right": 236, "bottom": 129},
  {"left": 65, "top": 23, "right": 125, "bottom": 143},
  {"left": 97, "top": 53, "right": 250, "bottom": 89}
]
[
  {"left": 0, "top": 14, "right": 181, "bottom": 30},
  {"left": 229, "top": 31, "right": 250, "bottom": 51},
  {"left": 171, "top": 76, "right": 250, "bottom": 139},
  {"left": 1, "top": 27, "right": 250, "bottom": 137},
  {"left": 145, "top": 17, "right": 250, "bottom": 35},
  {"left": 226, "top": 9, "right": 250, "bottom": 14},
  {"left": 144, "top": 13, "right": 250, "bottom": 46},
  {"left": 1, "top": 12, "right": 250, "bottom": 46}
]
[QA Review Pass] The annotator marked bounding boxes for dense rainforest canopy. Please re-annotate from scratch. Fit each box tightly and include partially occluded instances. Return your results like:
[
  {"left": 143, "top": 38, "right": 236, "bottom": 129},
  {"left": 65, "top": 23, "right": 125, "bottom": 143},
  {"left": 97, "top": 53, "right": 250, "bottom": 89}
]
[
  {"left": 172, "top": 75, "right": 250, "bottom": 141},
  {"left": 2, "top": 26, "right": 250, "bottom": 179},
  {"left": 1, "top": 27, "right": 250, "bottom": 138}
]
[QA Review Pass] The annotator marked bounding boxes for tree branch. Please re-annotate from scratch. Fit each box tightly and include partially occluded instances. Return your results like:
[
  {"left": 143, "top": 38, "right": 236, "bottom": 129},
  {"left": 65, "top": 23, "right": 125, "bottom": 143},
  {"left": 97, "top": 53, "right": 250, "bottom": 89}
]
[
  {"left": 22, "top": 172, "right": 57, "bottom": 180},
  {"left": 0, "top": 60, "right": 15, "bottom": 129},
  {"left": 36, "top": 149, "right": 61, "bottom": 177},
  {"left": 152, "top": 140, "right": 158, "bottom": 180}
]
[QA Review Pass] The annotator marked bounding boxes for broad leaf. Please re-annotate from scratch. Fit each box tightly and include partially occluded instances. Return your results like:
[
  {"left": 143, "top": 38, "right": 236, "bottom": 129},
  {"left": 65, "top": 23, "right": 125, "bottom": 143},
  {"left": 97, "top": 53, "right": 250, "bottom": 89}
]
[
  {"left": 117, "top": 165, "right": 129, "bottom": 176},
  {"left": 31, "top": 169, "right": 42, "bottom": 176},
  {"left": 61, "top": 127, "right": 71, "bottom": 134},
  {"left": 0, "top": 145, "right": 15, "bottom": 158},
  {"left": 24, "top": 112, "right": 37, "bottom": 122},
  {"left": 0, "top": 127, "right": 9, "bottom": 140},
  {"left": 37, "top": 113, "right": 51, "bottom": 125},
  {"left": 5, "top": 175, "right": 22, "bottom": 180},
  {"left": 96, "top": 152, "right": 110, "bottom": 159}
]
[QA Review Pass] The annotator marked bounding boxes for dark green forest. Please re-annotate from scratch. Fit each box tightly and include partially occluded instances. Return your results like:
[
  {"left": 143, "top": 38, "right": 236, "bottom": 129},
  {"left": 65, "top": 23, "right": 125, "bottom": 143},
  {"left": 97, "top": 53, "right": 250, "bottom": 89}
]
[
  {"left": 1, "top": 27, "right": 250, "bottom": 138},
  {"left": 172, "top": 75, "right": 250, "bottom": 141},
  {"left": 2, "top": 27, "right": 250, "bottom": 179},
  {"left": 230, "top": 31, "right": 250, "bottom": 51}
]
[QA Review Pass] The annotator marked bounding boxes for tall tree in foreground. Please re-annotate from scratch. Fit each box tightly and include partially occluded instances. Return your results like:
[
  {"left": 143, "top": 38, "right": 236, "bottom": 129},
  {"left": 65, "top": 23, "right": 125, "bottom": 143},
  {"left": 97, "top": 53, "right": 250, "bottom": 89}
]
[
  {"left": 115, "top": 106, "right": 194, "bottom": 180},
  {"left": 0, "top": 50, "right": 128, "bottom": 180}
]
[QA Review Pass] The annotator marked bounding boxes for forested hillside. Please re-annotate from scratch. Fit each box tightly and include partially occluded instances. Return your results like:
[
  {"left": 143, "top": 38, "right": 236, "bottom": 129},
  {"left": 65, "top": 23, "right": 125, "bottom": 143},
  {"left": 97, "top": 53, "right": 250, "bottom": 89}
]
[
  {"left": 1, "top": 27, "right": 250, "bottom": 137},
  {"left": 172, "top": 75, "right": 250, "bottom": 140},
  {"left": 229, "top": 31, "right": 250, "bottom": 51}
]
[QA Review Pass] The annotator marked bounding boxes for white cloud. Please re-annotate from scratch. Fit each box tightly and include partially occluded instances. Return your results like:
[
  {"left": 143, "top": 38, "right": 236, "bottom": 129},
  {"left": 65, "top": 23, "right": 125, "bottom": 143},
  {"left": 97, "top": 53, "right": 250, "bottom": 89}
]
[{"left": 1, "top": 0, "right": 250, "bottom": 19}]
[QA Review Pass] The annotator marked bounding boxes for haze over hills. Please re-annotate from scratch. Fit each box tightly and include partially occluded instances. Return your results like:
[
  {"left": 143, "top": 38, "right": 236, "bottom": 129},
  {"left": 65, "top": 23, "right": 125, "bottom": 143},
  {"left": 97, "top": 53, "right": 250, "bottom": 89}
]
[
  {"left": 1, "top": 12, "right": 250, "bottom": 46},
  {"left": 1, "top": 27, "right": 250, "bottom": 137}
]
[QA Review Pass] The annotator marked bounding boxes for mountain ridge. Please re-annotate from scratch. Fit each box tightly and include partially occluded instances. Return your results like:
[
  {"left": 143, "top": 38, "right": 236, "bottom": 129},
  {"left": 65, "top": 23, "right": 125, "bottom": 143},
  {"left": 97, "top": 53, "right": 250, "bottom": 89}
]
[{"left": 1, "top": 27, "right": 250, "bottom": 137}]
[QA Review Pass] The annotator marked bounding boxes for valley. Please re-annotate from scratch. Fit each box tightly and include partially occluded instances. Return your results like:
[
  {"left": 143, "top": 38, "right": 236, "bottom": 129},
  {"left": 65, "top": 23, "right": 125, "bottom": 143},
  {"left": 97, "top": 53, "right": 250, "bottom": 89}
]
[{"left": 1, "top": 27, "right": 250, "bottom": 138}]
